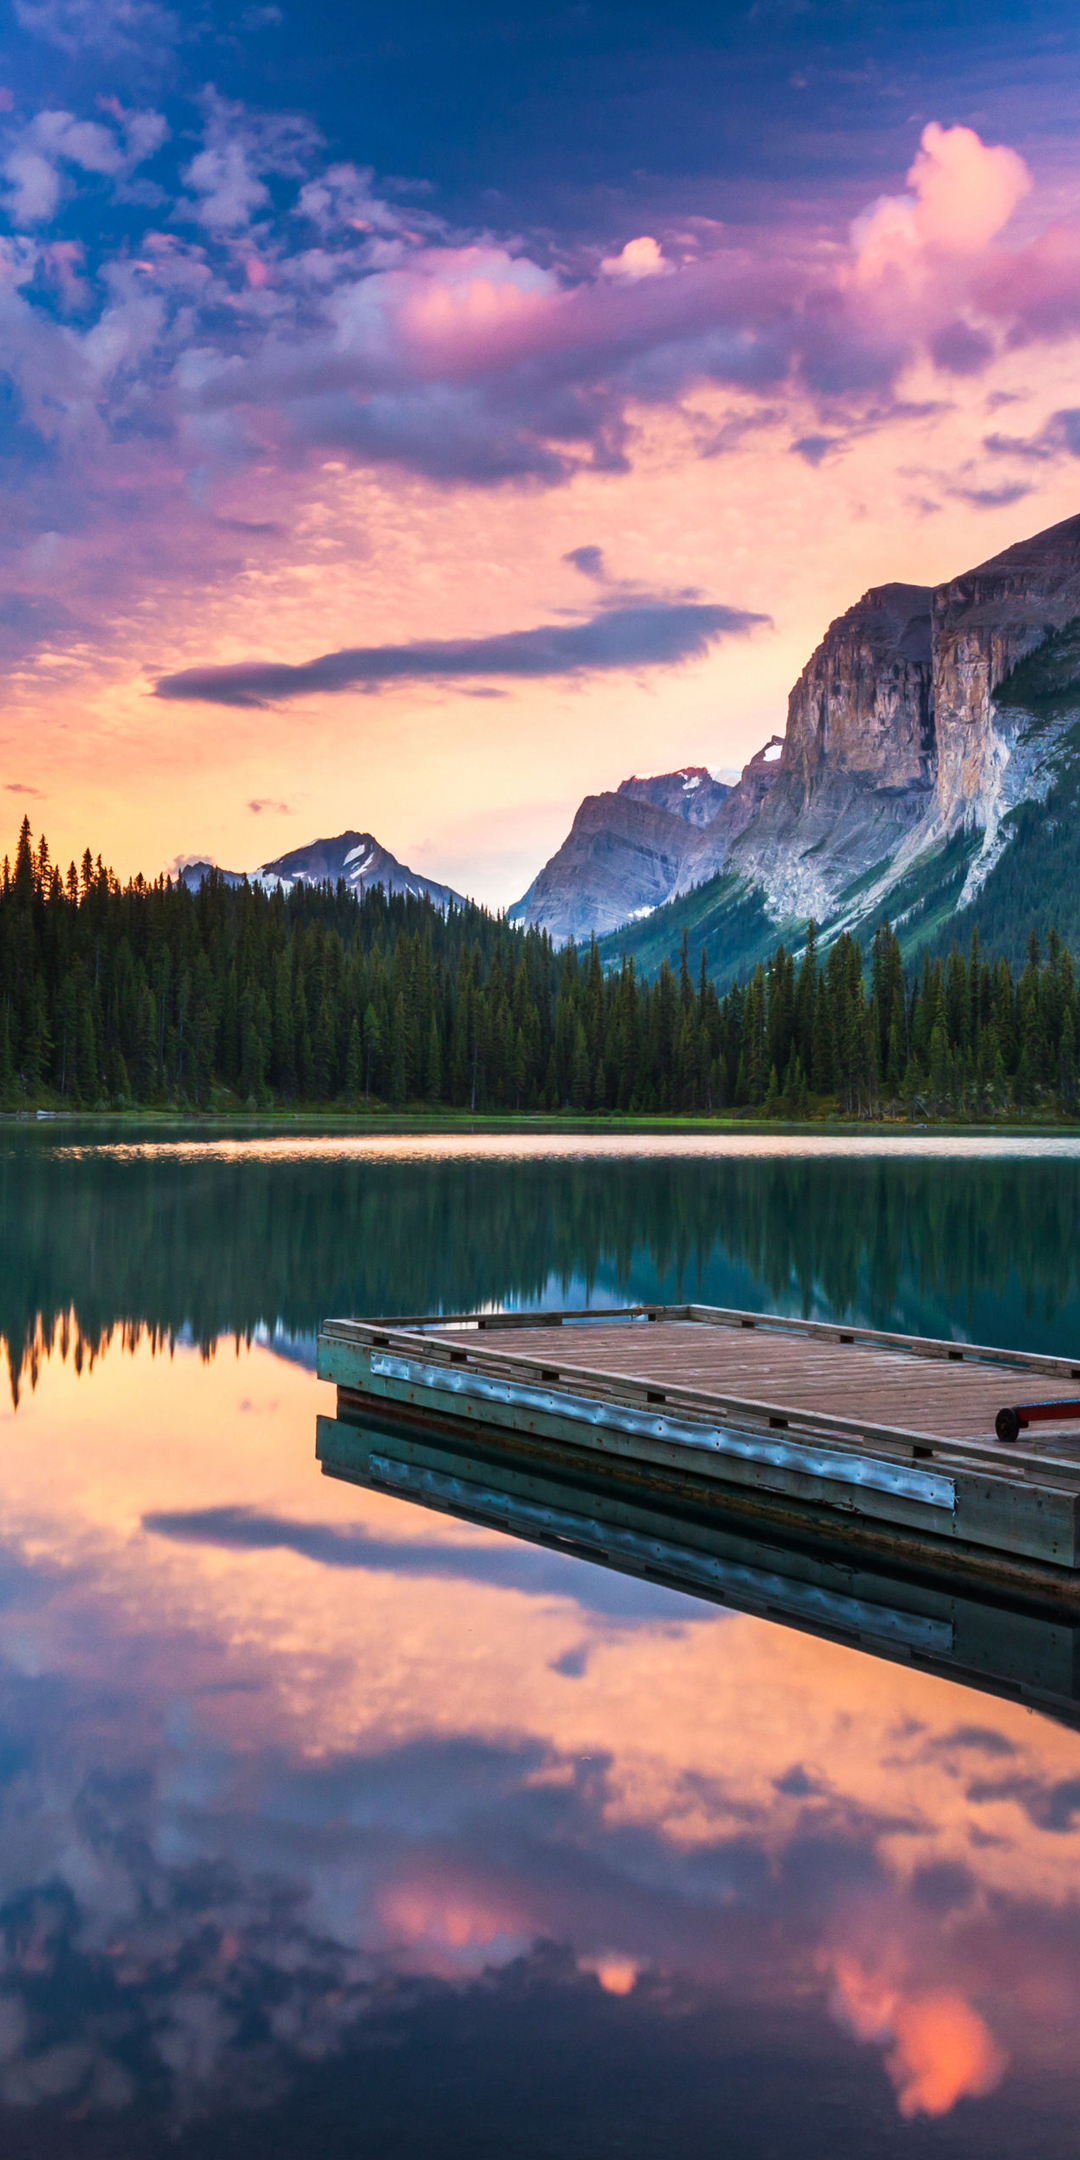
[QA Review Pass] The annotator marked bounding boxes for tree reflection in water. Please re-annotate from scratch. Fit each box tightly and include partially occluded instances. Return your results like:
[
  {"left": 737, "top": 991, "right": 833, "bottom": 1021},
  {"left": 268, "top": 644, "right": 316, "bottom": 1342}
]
[{"left": 3, "top": 1129, "right": 1080, "bottom": 1402}]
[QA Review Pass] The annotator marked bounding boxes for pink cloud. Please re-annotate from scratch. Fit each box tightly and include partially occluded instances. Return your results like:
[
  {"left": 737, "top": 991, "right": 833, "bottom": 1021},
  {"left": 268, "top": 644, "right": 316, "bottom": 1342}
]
[
  {"left": 396, "top": 244, "right": 557, "bottom": 358},
  {"left": 828, "top": 1954, "right": 1008, "bottom": 2119},
  {"left": 175, "top": 120, "right": 1056, "bottom": 483},
  {"left": 6, "top": 97, "right": 1079, "bottom": 556},
  {"left": 854, "top": 122, "right": 1031, "bottom": 281},
  {"left": 600, "top": 235, "right": 668, "bottom": 282},
  {"left": 973, "top": 221, "right": 1080, "bottom": 341},
  {"left": 909, "top": 123, "right": 1031, "bottom": 253}
]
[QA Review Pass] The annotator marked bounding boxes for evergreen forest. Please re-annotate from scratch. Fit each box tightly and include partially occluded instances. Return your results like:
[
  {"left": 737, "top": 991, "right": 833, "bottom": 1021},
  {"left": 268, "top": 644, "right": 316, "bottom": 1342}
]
[{"left": 1, "top": 818, "right": 1078, "bottom": 1121}]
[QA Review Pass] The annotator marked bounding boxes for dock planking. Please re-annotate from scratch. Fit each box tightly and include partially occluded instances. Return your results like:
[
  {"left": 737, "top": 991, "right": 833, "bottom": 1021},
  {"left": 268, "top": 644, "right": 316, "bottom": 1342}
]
[{"left": 316, "top": 1304, "right": 1080, "bottom": 1597}]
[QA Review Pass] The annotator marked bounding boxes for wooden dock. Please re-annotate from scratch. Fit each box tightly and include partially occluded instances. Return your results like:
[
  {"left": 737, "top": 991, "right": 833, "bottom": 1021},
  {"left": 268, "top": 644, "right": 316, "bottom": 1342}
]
[{"left": 316, "top": 1304, "right": 1080, "bottom": 1601}]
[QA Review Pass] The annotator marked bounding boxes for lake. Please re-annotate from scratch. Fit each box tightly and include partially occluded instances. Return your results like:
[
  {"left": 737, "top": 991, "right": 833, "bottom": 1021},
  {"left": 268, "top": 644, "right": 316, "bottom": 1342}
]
[{"left": 3, "top": 1122, "right": 1080, "bottom": 2156}]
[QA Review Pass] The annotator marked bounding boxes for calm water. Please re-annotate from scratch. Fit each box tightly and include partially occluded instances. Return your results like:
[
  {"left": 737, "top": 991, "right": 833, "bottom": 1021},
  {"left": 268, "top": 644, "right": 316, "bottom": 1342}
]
[{"left": 3, "top": 1123, "right": 1080, "bottom": 2155}]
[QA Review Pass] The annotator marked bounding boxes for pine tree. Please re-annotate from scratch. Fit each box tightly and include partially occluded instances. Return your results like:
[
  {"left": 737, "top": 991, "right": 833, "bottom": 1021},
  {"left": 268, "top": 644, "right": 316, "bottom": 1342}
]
[
  {"left": 133, "top": 982, "right": 158, "bottom": 1098},
  {"left": 389, "top": 995, "right": 408, "bottom": 1104},
  {"left": 427, "top": 1012, "right": 443, "bottom": 1102},
  {"left": 363, "top": 1003, "right": 382, "bottom": 1100},
  {"left": 3, "top": 815, "right": 1080, "bottom": 1127},
  {"left": 1060, "top": 1007, "right": 1078, "bottom": 1114},
  {"left": 569, "top": 1019, "right": 589, "bottom": 1109},
  {"left": 345, "top": 1015, "right": 363, "bottom": 1101},
  {"left": 13, "top": 817, "right": 33, "bottom": 900},
  {"left": 22, "top": 978, "right": 50, "bottom": 1095},
  {"left": 0, "top": 997, "right": 13, "bottom": 1103},
  {"left": 313, "top": 992, "right": 336, "bottom": 1097}
]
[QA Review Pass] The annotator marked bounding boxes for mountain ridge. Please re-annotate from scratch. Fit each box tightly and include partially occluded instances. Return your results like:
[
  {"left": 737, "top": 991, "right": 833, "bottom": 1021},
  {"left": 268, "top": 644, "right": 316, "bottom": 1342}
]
[
  {"left": 508, "top": 746, "right": 782, "bottom": 943},
  {"left": 175, "top": 830, "right": 465, "bottom": 910},
  {"left": 616, "top": 765, "right": 731, "bottom": 826},
  {"left": 529, "top": 509, "right": 1080, "bottom": 980}
]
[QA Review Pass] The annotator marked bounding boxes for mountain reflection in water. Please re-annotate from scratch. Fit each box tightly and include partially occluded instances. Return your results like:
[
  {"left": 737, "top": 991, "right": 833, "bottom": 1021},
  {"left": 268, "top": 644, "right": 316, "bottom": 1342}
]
[{"left": 0, "top": 1127, "right": 1080, "bottom": 2154}]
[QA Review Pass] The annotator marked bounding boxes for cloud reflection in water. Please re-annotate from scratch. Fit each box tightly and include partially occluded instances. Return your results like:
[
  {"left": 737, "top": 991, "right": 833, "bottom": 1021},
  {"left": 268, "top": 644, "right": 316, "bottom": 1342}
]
[{"left": 0, "top": 1314, "right": 1077, "bottom": 2142}]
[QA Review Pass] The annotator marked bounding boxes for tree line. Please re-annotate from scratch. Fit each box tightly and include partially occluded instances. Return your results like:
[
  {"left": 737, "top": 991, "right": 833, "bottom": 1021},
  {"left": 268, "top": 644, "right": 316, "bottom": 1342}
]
[{"left": 1, "top": 818, "right": 1077, "bottom": 1118}]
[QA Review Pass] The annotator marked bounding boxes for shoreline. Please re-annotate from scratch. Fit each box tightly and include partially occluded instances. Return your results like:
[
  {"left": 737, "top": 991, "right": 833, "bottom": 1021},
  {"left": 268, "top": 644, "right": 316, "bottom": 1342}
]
[{"left": 3, "top": 1106, "right": 1080, "bottom": 1139}]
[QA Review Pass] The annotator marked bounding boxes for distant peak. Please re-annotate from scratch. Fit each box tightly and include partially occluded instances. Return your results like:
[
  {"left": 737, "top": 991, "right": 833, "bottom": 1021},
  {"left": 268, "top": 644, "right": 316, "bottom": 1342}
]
[
  {"left": 614, "top": 766, "right": 732, "bottom": 828},
  {"left": 171, "top": 827, "right": 465, "bottom": 909},
  {"left": 618, "top": 763, "right": 711, "bottom": 789}
]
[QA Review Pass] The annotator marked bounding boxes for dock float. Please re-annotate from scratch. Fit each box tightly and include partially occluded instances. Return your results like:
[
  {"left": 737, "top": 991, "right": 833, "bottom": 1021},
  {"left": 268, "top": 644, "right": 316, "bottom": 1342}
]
[{"left": 315, "top": 1304, "right": 1080, "bottom": 1603}]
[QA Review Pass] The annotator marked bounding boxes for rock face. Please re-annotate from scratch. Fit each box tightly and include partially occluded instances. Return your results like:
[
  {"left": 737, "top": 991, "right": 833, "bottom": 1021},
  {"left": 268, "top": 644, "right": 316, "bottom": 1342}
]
[
  {"left": 175, "top": 831, "right": 464, "bottom": 909},
  {"left": 508, "top": 793, "right": 693, "bottom": 943},
  {"left": 508, "top": 581, "right": 937, "bottom": 943},
  {"left": 676, "top": 737, "right": 785, "bottom": 892},
  {"left": 728, "top": 583, "right": 935, "bottom": 919},
  {"left": 617, "top": 766, "right": 731, "bottom": 826},
  {"left": 930, "top": 512, "right": 1080, "bottom": 885},
  {"left": 510, "top": 748, "right": 787, "bottom": 941}
]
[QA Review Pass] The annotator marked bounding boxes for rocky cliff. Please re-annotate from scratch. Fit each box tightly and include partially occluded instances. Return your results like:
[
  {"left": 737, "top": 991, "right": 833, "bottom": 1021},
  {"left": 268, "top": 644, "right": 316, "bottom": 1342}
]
[
  {"left": 617, "top": 766, "right": 731, "bottom": 826},
  {"left": 509, "top": 582, "right": 938, "bottom": 942},
  {"left": 924, "top": 511, "right": 1080, "bottom": 902},
  {"left": 933, "top": 512, "right": 1080, "bottom": 821},
  {"left": 726, "top": 583, "right": 935, "bottom": 919},
  {"left": 675, "top": 736, "right": 786, "bottom": 892},
  {"left": 508, "top": 792, "right": 693, "bottom": 942},
  {"left": 508, "top": 756, "right": 783, "bottom": 942}
]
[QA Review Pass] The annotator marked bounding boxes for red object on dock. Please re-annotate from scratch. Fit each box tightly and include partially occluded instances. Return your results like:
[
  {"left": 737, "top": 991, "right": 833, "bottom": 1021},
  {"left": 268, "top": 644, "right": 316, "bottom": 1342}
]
[{"left": 996, "top": 1400, "right": 1080, "bottom": 1444}]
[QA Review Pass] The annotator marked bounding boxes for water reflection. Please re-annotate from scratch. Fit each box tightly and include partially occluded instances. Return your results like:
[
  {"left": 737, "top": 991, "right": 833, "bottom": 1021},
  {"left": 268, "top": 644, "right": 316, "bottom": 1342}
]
[
  {"left": 315, "top": 1405, "right": 1080, "bottom": 1729},
  {"left": 0, "top": 1329, "right": 1076, "bottom": 2148},
  {"left": 1, "top": 1132, "right": 1080, "bottom": 2151},
  {"left": 5, "top": 1126, "right": 1080, "bottom": 1406}
]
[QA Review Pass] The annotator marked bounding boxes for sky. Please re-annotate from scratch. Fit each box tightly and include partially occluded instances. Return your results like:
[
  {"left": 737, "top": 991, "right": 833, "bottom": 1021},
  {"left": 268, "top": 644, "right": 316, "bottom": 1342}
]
[{"left": 6, "top": 2, "right": 1080, "bottom": 901}]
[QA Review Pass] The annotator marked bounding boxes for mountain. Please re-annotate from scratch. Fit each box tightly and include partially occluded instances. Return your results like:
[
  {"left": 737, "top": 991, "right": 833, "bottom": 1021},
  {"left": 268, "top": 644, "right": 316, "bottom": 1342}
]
[
  {"left": 175, "top": 831, "right": 465, "bottom": 909},
  {"left": 248, "top": 832, "right": 465, "bottom": 906},
  {"left": 506, "top": 792, "right": 693, "bottom": 943},
  {"left": 175, "top": 859, "right": 239, "bottom": 891},
  {"left": 672, "top": 737, "right": 786, "bottom": 893},
  {"left": 616, "top": 765, "right": 731, "bottom": 825},
  {"left": 509, "top": 747, "right": 783, "bottom": 942},
  {"left": 574, "top": 509, "right": 1080, "bottom": 979},
  {"left": 722, "top": 585, "right": 935, "bottom": 923}
]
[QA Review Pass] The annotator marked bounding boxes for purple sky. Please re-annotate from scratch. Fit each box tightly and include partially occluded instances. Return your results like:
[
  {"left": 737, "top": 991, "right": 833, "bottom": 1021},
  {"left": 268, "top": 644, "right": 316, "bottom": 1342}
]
[{"left": 4, "top": 1, "right": 1080, "bottom": 899}]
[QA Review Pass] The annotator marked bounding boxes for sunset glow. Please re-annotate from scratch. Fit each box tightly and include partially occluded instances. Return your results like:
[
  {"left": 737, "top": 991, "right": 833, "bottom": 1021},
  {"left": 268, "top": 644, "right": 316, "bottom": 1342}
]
[{"left": 5, "top": 6, "right": 1080, "bottom": 900}]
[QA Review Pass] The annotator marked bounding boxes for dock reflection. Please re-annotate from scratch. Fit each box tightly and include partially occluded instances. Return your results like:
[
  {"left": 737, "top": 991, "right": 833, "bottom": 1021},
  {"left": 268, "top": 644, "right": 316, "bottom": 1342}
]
[{"left": 318, "top": 1407, "right": 1080, "bottom": 1730}]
